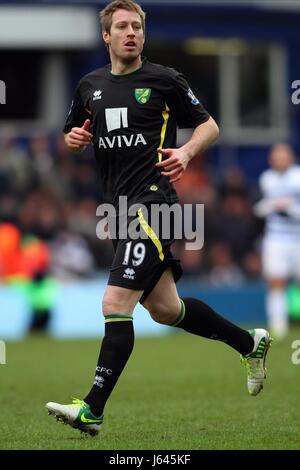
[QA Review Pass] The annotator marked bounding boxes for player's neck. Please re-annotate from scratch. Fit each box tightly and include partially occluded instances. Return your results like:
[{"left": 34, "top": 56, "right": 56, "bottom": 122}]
[{"left": 110, "top": 56, "right": 142, "bottom": 75}]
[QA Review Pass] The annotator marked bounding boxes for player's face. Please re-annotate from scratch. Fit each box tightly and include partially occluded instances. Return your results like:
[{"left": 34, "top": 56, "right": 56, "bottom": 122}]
[
  {"left": 269, "top": 144, "right": 295, "bottom": 172},
  {"left": 103, "top": 9, "right": 144, "bottom": 63}
]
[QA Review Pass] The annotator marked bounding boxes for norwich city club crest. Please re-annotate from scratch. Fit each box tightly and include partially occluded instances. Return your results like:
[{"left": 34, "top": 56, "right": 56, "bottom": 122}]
[{"left": 134, "top": 88, "right": 151, "bottom": 104}]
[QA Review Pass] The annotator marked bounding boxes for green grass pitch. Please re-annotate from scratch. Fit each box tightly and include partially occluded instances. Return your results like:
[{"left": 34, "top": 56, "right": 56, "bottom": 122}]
[{"left": 1, "top": 327, "right": 300, "bottom": 450}]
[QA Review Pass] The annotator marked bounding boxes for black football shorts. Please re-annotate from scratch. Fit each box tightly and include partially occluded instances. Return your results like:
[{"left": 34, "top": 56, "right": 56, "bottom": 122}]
[{"left": 107, "top": 204, "right": 182, "bottom": 304}]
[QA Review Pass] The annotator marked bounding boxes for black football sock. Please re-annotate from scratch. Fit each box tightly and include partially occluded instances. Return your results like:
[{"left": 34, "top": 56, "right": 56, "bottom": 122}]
[
  {"left": 84, "top": 315, "right": 134, "bottom": 417},
  {"left": 172, "top": 298, "right": 254, "bottom": 355}
]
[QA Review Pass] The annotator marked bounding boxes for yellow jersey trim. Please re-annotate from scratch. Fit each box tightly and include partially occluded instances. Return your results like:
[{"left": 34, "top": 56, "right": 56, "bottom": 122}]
[
  {"left": 157, "top": 103, "right": 170, "bottom": 162},
  {"left": 138, "top": 208, "right": 164, "bottom": 262}
]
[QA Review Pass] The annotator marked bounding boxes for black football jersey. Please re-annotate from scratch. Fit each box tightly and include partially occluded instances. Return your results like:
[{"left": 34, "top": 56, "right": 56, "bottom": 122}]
[{"left": 64, "top": 58, "right": 210, "bottom": 210}]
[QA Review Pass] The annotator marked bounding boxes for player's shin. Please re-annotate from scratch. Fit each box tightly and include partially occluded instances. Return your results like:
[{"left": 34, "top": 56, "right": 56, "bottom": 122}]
[
  {"left": 171, "top": 298, "right": 254, "bottom": 355},
  {"left": 84, "top": 315, "right": 134, "bottom": 417}
]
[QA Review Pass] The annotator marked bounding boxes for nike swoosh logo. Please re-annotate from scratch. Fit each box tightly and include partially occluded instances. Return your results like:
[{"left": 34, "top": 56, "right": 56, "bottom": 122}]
[{"left": 80, "top": 414, "right": 100, "bottom": 424}]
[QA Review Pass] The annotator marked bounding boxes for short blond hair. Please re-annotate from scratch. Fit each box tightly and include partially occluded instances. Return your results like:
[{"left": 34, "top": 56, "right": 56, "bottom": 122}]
[{"left": 100, "top": 0, "right": 146, "bottom": 33}]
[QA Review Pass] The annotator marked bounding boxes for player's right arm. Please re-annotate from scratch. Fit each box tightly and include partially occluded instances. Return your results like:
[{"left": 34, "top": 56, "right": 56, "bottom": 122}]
[
  {"left": 63, "top": 81, "right": 93, "bottom": 153},
  {"left": 253, "top": 172, "right": 276, "bottom": 217},
  {"left": 64, "top": 119, "right": 93, "bottom": 153},
  {"left": 253, "top": 171, "right": 294, "bottom": 217}
]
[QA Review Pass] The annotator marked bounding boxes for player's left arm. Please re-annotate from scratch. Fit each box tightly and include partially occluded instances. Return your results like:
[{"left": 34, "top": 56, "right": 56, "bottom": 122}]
[
  {"left": 156, "top": 116, "right": 219, "bottom": 183},
  {"left": 285, "top": 199, "right": 300, "bottom": 220}
]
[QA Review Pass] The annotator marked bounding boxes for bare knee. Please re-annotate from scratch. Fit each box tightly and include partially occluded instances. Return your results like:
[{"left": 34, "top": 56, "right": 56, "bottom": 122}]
[
  {"left": 144, "top": 299, "right": 180, "bottom": 325},
  {"left": 102, "top": 293, "right": 121, "bottom": 316},
  {"left": 102, "top": 287, "right": 140, "bottom": 316}
]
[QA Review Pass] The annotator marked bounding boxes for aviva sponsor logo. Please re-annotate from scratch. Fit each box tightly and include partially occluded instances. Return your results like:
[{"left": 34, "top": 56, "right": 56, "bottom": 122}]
[
  {"left": 99, "top": 134, "right": 146, "bottom": 149},
  {"left": 100, "top": 107, "right": 146, "bottom": 149}
]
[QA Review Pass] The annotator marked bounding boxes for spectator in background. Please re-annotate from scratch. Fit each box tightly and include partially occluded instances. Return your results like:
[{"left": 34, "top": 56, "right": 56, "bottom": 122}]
[
  {"left": 254, "top": 143, "right": 300, "bottom": 339},
  {"left": 208, "top": 241, "right": 245, "bottom": 286},
  {"left": 218, "top": 166, "right": 249, "bottom": 199},
  {"left": 213, "top": 193, "right": 258, "bottom": 263},
  {"left": 179, "top": 243, "right": 206, "bottom": 279},
  {"left": 51, "top": 231, "right": 95, "bottom": 280},
  {"left": 0, "top": 131, "right": 34, "bottom": 196},
  {"left": 18, "top": 188, "right": 64, "bottom": 241},
  {"left": 0, "top": 222, "right": 58, "bottom": 332},
  {"left": 242, "top": 250, "right": 262, "bottom": 281},
  {"left": 28, "top": 134, "right": 54, "bottom": 186}
]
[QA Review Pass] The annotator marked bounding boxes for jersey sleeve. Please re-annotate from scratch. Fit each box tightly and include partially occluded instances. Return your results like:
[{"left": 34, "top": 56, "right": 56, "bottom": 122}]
[
  {"left": 63, "top": 82, "right": 91, "bottom": 134},
  {"left": 165, "top": 69, "right": 210, "bottom": 129},
  {"left": 259, "top": 172, "right": 269, "bottom": 196}
]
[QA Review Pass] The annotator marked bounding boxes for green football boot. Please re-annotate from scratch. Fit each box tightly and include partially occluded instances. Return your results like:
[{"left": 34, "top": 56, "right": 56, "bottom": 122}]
[
  {"left": 240, "top": 328, "right": 273, "bottom": 396},
  {"left": 46, "top": 398, "right": 103, "bottom": 436}
]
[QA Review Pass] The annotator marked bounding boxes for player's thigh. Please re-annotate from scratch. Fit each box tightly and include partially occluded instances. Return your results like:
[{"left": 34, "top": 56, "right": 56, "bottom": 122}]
[
  {"left": 143, "top": 268, "right": 181, "bottom": 320},
  {"left": 262, "top": 238, "right": 291, "bottom": 280},
  {"left": 102, "top": 284, "right": 143, "bottom": 316},
  {"left": 107, "top": 235, "right": 161, "bottom": 314}
]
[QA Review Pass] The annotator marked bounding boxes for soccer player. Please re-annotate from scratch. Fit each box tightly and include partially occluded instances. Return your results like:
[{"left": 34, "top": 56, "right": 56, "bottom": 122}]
[
  {"left": 46, "top": 0, "right": 272, "bottom": 436},
  {"left": 254, "top": 143, "right": 300, "bottom": 339}
]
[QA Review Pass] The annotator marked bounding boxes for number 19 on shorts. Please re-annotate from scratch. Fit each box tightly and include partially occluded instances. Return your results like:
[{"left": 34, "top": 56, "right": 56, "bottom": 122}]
[{"left": 122, "top": 241, "right": 146, "bottom": 266}]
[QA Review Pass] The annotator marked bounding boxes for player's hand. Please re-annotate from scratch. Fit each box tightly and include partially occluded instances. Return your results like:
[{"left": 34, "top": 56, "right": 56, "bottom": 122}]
[
  {"left": 155, "top": 148, "right": 190, "bottom": 183},
  {"left": 273, "top": 197, "right": 293, "bottom": 212},
  {"left": 64, "top": 119, "right": 93, "bottom": 152}
]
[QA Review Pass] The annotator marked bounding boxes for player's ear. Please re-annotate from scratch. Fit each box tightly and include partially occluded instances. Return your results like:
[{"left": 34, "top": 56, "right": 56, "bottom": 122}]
[{"left": 102, "top": 31, "right": 110, "bottom": 45}]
